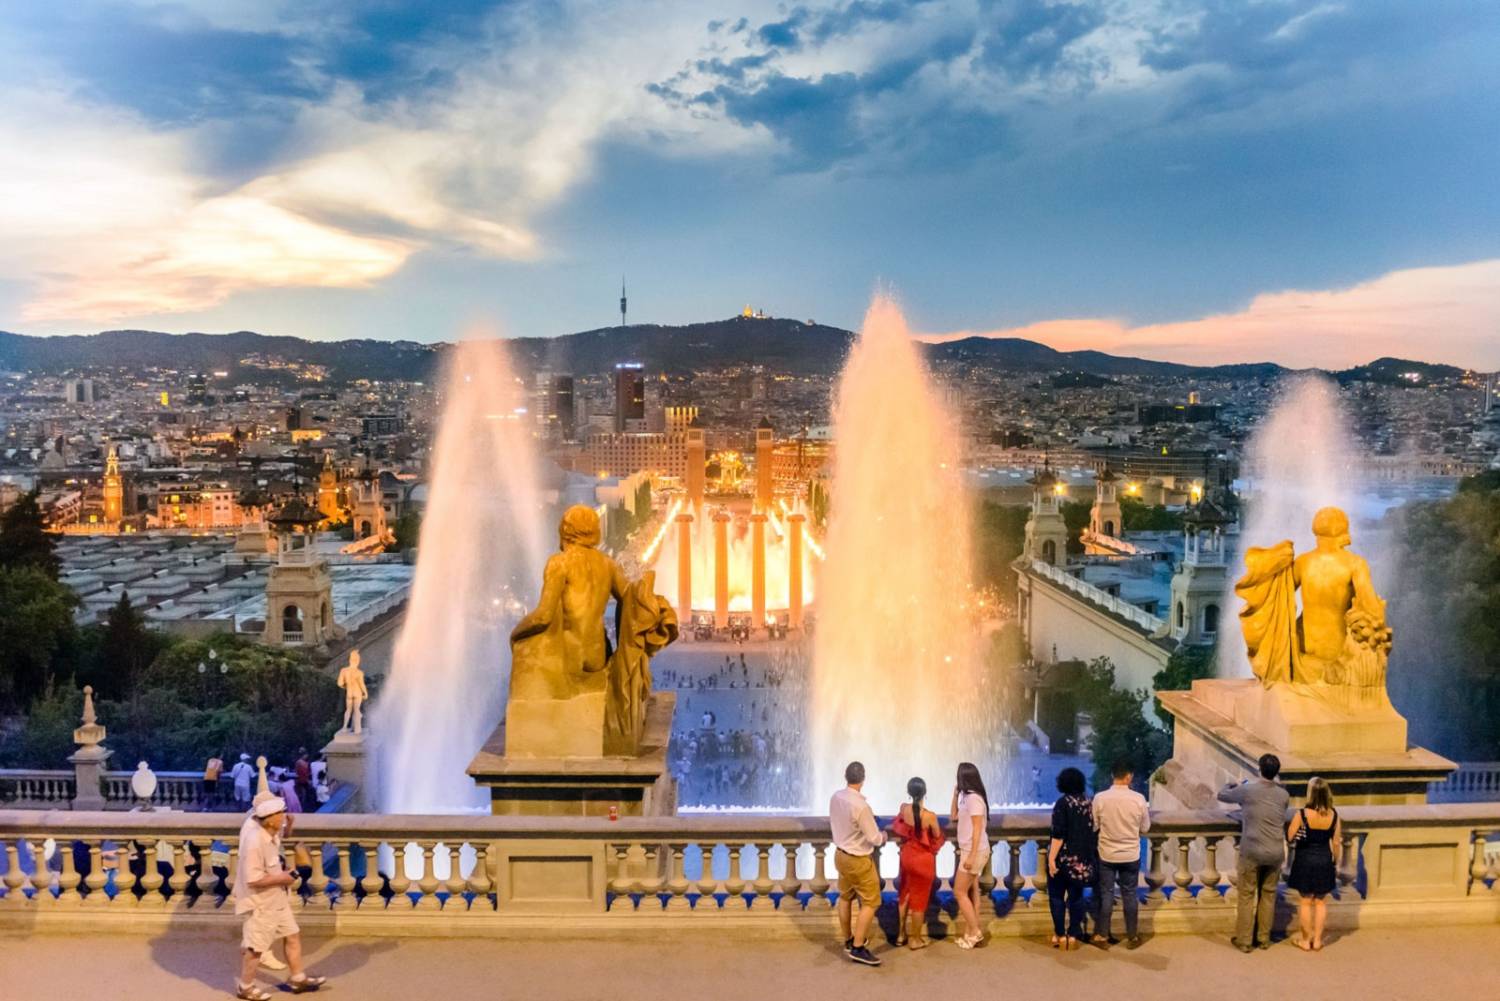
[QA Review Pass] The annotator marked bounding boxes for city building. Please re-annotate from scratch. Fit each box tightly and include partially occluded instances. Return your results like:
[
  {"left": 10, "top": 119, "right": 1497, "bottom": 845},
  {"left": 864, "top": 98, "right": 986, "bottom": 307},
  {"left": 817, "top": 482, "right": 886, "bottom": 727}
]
[{"left": 613, "top": 363, "right": 645, "bottom": 433}]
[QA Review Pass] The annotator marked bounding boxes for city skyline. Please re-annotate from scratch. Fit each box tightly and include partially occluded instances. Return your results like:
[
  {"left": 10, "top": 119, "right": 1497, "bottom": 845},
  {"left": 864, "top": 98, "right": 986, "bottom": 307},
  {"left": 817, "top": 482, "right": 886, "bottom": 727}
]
[{"left": 2, "top": 1, "right": 1498, "bottom": 369}]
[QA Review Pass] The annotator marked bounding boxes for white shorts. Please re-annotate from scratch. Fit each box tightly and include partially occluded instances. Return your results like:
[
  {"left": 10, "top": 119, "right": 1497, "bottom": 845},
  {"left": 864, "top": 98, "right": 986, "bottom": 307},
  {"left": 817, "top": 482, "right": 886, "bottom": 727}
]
[{"left": 241, "top": 906, "right": 299, "bottom": 953}]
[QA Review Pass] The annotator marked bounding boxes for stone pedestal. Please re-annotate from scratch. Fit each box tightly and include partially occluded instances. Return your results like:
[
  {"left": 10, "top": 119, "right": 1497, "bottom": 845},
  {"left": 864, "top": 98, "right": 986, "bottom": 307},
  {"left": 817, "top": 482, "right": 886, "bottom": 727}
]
[
  {"left": 321, "top": 730, "right": 371, "bottom": 812},
  {"left": 467, "top": 692, "right": 677, "bottom": 817},
  {"left": 68, "top": 746, "right": 111, "bottom": 811},
  {"left": 1155, "top": 679, "right": 1455, "bottom": 809}
]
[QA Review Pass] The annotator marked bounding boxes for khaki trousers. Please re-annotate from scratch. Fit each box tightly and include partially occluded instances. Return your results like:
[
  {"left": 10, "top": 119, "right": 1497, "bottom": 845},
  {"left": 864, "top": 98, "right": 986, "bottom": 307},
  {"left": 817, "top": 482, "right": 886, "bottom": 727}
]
[{"left": 1234, "top": 858, "right": 1280, "bottom": 946}]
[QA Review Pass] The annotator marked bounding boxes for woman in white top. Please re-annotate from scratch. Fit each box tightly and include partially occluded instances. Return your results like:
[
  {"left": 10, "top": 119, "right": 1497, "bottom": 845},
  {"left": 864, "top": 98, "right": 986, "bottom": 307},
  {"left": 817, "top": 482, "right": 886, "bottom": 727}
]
[{"left": 950, "top": 761, "right": 991, "bottom": 949}]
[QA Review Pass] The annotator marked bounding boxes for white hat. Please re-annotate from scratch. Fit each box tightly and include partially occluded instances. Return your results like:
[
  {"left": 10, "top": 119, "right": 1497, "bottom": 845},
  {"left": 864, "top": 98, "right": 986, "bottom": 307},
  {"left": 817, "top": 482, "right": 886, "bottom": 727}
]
[{"left": 253, "top": 797, "right": 287, "bottom": 819}]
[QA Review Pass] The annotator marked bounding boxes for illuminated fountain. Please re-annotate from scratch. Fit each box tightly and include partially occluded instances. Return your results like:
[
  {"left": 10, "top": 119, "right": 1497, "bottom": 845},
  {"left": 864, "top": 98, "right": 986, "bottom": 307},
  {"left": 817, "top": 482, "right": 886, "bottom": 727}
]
[
  {"left": 810, "top": 296, "right": 995, "bottom": 808},
  {"left": 375, "top": 338, "right": 548, "bottom": 813}
]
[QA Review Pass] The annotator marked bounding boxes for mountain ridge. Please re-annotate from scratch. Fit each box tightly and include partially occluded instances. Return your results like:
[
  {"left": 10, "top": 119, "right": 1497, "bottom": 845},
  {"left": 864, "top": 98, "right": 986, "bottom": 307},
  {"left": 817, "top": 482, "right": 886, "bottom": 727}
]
[{"left": 0, "top": 320, "right": 1468, "bottom": 385}]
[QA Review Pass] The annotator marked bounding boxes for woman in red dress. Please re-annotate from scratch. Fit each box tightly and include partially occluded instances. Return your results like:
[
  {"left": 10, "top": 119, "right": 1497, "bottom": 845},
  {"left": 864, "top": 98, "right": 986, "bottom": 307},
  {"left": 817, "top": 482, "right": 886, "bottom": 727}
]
[{"left": 891, "top": 776, "right": 945, "bottom": 949}]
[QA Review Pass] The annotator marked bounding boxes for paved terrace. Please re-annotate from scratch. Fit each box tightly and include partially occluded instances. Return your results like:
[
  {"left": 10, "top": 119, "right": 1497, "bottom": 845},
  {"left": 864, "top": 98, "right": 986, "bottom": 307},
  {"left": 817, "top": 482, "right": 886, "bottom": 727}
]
[{"left": 3, "top": 925, "right": 1497, "bottom": 1001}]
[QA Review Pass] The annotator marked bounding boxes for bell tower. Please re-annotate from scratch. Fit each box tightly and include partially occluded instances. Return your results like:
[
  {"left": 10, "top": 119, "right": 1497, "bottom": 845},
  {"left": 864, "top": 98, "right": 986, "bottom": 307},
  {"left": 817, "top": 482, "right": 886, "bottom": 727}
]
[
  {"left": 1168, "top": 499, "right": 1231, "bottom": 645},
  {"left": 102, "top": 445, "right": 124, "bottom": 525},
  {"left": 1024, "top": 466, "right": 1070, "bottom": 566}
]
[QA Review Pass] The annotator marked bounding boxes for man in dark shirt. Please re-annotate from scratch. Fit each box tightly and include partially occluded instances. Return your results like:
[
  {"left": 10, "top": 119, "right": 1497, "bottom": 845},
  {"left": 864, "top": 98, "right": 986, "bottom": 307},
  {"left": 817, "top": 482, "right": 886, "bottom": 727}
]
[{"left": 1219, "top": 753, "right": 1291, "bottom": 951}]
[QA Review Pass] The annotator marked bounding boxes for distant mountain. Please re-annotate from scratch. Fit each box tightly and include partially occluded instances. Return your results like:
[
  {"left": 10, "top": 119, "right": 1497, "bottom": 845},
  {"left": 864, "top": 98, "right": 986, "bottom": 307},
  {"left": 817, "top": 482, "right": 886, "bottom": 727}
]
[{"left": 0, "top": 320, "right": 1461, "bottom": 386}]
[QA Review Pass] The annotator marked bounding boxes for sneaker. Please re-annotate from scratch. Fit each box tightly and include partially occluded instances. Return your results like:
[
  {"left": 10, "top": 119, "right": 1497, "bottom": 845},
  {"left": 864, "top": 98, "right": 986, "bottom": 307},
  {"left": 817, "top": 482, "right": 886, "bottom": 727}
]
[
  {"left": 848, "top": 945, "right": 882, "bottom": 967},
  {"left": 843, "top": 937, "right": 854, "bottom": 957}
]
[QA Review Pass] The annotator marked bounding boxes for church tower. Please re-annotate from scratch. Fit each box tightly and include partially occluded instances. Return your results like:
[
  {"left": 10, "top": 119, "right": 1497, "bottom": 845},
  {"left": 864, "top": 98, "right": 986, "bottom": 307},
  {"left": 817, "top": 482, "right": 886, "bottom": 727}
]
[
  {"left": 102, "top": 445, "right": 124, "bottom": 525},
  {"left": 316, "top": 452, "right": 341, "bottom": 525},
  {"left": 1024, "top": 466, "right": 1070, "bottom": 566},
  {"left": 1090, "top": 466, "right": 1123, "bottom": 538},
  {"left": 1168, "top": 500, "right": 1231, "bottom": 645}
]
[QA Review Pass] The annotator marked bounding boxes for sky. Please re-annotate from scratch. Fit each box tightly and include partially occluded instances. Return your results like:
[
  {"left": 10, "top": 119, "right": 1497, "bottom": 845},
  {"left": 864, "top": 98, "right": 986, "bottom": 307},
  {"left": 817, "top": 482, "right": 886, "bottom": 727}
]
[{"left": 1, "top": 0, "right": 1497, "bottom": 369}]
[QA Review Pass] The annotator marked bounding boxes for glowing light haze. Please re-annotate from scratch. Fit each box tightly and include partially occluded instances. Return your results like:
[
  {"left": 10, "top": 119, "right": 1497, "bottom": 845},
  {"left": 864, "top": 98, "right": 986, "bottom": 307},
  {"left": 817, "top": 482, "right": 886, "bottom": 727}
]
[
  {"left": 651, "top": 502, "right": 817, "bottom": 615},
  {"left": 810, "top": 296, "right": 991, "bottom": 809},
  {"left": 376, "top": 338, "right": 547, "bottom": 812}
]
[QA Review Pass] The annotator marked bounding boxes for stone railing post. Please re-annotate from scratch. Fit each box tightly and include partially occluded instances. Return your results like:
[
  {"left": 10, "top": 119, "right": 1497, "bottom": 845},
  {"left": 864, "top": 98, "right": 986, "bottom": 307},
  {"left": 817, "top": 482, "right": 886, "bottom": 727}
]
[{"left": 68, "top": 686, "right": 111, "bottom": 811}]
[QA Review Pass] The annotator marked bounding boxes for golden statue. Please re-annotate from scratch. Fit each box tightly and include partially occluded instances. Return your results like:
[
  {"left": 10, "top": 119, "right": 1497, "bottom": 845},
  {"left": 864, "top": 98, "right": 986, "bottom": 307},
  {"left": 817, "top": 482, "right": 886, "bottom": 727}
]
[
  {"left": 508, "top": 505, "right": 677, "bottom": 757},
  {"left": 1235, "top": 506, "right": 1393, "bottom": 709}
]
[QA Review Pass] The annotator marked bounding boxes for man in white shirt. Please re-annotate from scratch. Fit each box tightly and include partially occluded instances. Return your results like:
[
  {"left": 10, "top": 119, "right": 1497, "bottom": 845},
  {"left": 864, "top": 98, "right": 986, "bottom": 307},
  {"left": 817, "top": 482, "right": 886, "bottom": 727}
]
[
  {"left": 829, "top": 760, "right": 885, "bottom": 967},
  {"left": 232, "top": 798, "right": 327, "bottom": 998},
  {"left": 1091, "top": 760, "right": 1151, "bottom": 949},
  {"left": 230, "top": 754, "right": 254, "bottom": 809}
]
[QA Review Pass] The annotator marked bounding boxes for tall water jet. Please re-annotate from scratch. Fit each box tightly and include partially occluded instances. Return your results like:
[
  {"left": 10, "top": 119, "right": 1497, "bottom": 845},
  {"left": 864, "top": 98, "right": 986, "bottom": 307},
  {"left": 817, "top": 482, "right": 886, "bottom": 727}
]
[
  {"left": 810, "top": 296, "right": 993, "bottom": 809},
  {"left": 376, "top": 338, "right": 548, "bottom": 812},
  {"left": 1222, "top": 375, "right": 1365, "bottom": 678}
]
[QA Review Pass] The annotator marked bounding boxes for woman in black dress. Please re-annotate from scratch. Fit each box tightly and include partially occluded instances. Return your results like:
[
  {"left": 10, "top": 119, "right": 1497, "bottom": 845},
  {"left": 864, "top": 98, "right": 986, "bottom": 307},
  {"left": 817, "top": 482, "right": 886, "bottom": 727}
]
[
  {"left": 1045, "top": 767, "right": 1098, "bottom": 950},
  {"left": 1286, "top": 776, "right": 1341, "bottom": 951}
]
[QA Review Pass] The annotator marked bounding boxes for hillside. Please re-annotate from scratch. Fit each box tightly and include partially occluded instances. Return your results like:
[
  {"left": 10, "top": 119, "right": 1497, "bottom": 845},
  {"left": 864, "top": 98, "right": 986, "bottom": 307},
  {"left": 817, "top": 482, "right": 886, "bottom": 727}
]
[{"left": 0, "top": 320, "right": 1460, "bottom": 385}]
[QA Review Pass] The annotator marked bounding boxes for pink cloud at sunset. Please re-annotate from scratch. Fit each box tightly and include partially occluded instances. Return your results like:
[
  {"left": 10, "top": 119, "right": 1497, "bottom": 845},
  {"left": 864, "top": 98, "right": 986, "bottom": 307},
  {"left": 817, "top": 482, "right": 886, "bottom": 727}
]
[{"left": 917, "top": 259, "right": 1500, "bottom": 370}]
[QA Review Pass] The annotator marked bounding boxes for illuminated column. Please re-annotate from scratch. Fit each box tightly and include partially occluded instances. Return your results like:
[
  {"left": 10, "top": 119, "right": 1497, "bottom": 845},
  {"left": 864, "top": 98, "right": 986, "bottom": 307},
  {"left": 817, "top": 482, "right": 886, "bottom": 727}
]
[
  {"left": 788, "top": 512, "right": 805, "bottom": 629},
  {"left": 754, "top": 419, "right": 774, "bottom": 513},
  {"left": 686, "top": 427, "right": 706, "bottom": 507},
  {"left": 713, "top": 510, "right": 731, "bottom": 630},
  {"left": 675, "top": 512, "right": 694, "bottom": 623},
  {"left": 750, "top": 513, "right": 767, "bottom": 629}
]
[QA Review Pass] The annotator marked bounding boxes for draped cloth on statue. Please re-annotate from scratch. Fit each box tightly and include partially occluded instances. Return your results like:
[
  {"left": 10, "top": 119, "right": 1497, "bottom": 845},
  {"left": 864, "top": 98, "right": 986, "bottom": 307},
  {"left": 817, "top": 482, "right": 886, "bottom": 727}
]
[
  {"left": 605, "top": 571, "right": 679, "bottom": 756},
  {"left": 1235, "top": 541, "right": 1308, "bottom": 687}
]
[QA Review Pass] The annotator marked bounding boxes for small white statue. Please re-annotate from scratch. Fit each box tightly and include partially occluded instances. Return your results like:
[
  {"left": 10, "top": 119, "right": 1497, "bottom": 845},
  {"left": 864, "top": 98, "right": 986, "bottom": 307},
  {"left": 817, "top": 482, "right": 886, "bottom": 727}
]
[{"left": 337, "top": 649, "right": 369, "bottom": 735}]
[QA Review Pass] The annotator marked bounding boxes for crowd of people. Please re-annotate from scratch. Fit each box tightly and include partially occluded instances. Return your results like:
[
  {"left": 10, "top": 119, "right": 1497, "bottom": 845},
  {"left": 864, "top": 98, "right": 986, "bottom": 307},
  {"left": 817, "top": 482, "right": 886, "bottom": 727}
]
[
  {"left": 202, "top": 749, "right": 333, "bottom": 814},
  {"left": 829, "top": 752, "right": 1340, "bottom": 967}
]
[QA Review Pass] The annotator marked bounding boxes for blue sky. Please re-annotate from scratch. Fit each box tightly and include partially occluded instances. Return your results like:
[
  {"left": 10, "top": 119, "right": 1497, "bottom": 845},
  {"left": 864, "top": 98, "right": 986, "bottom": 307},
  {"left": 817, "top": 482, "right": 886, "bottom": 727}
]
[{"left": 0, "top": 0, "right": 1497, "bottom": 367}]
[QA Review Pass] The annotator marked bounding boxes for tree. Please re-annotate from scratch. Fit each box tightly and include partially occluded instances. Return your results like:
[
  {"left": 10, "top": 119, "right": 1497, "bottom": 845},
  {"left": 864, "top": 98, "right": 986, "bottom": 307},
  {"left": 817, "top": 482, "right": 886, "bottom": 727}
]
[
  {"left": 0, "top": 489, "right": 60, "bottom": 577},
  {"left": 1387, "top": 473, "right": 1500, "bottom": 759},
  {"left": 1062, "top": 499, "right": 1091, "bottom": 554},
  {"left": 78, "top": 591, "right": 170, "bottom": 700},
  {"left": 1075, "top": 657, "right": 1170, "bottom": 794},
  {"left": 973, "top": 501, "right": 1029, "bottom": 598},
  {"left": 0, "top": 566, "right": 79, "bottom": 711},
  {"left": 1152, "top": 644, "right": 1218, "bottom": 734},
  {"left": 389, "top": 510, "right": 422, "bottom": 553},
  {"left": 1121, "top": 497, "right": 1185, "bottom": 532}
]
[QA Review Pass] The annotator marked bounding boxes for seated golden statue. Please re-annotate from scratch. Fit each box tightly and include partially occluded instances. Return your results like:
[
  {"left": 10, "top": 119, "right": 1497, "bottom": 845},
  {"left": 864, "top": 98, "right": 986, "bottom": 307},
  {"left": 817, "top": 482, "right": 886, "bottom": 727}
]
[
  {"left": 1235, "top": 506, "right": 1393, "bottom": 710},
  {"left": 508, "top": 505, "right": 677, "bottom": 757}
]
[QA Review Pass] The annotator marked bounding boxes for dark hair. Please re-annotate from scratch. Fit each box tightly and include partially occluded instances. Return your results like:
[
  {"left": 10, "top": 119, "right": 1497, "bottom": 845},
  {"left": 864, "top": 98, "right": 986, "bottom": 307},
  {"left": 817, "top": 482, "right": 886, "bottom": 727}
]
[
  {"left": 1258, "top": 754, "right": 1281, "bottom": 780},
  {"left": 1111, "top": 759, "right": 1134, "bottom": 780},
  {"left": 845, "top": 761, "right": 865, "bottom": 786},
  {"left": 956, "top": 761, "right": 988, "bottom": 807},
  {"left": 1056, "top": 767, "right": 1086, "bottom": 797},
  {"left": 907, "top": 776, "right": 926, "bottom": 824}
]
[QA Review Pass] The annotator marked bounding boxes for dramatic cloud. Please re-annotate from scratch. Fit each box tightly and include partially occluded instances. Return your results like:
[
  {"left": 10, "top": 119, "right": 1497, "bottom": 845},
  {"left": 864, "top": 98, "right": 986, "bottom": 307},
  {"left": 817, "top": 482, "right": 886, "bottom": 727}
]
[
  {"left": 917, "top": 260, "right": 1500, "bottom": 370},
  {"left": 0, "top": 0, "right": 1496, "bottom": 355}
]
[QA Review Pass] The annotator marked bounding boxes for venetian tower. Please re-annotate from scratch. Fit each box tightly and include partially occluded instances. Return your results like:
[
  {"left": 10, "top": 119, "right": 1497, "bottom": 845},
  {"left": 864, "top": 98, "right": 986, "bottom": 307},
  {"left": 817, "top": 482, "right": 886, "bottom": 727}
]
[
  {"left": 1024, "top": 466, "right": 1070, "bottom": 566},
  {"left": 1090, "top": 466, "right": 1123, "bottom": 538},
  {"left": 102, "top": 446, "right": 124, "bottom": 525},
  {"left": 316, "top": 452, "right": 342, "bottom": 524}
]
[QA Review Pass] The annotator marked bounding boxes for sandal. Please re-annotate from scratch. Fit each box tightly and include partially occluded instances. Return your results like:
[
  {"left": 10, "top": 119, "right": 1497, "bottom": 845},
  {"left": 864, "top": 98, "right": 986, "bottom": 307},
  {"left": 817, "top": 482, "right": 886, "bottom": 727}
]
[
  {"left": 1050, "top": 934, "right": 1061, "bottom": 948},
  {"left": 288, "top": 975, "right": 327, "bottom": 994},
  {"left": 235, "top": 984, "right": 273, "bottom": 1001}
]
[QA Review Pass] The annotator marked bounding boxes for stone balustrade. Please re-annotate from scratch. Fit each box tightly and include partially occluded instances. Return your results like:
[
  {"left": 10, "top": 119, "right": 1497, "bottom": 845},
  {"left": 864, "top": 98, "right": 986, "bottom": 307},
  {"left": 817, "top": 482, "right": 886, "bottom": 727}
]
[
  {"left": 2, "top": 770, "right": 212, "bottom": 810},
  {"left": 1, "top": 804, "right": 1495, "bottom": 937},
  {"left": 1028, "top": 557, "right": 1166, "bottom": 634},
  {"left": 1431, "top": 762, "right": 1500, "bottom": 803}
]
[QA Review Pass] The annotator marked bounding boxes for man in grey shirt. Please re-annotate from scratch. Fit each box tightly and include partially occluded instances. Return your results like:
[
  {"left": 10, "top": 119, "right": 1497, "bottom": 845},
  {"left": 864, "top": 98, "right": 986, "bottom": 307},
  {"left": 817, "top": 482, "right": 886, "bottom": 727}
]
[{"left": 1219, "top": 753, "right": 1291, "bottom": 952}]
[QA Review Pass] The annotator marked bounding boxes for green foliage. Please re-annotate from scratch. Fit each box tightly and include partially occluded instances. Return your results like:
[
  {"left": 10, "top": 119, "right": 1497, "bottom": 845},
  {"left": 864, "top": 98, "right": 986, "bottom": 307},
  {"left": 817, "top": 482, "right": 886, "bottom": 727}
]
[
  {"left": 4, "top": 634, "right": 342, "bottom": 771},
  {"left": 389, "top": 510, "right": 422, "bottom": 552},
  {"left": 973, "top": 501, "right": 1029, "bottom": 598},
  {"left": 1075, "top": 657, "right": 1170, "bottom": 794},
  {"left": 1387, "top": 474, "right": 1500, "bottom": 759},
  {"left": 1061, "top": 499, "right": 1091, "bottom": 554},
  {"left": 0, "top": 565, "right": 79, "bottom": 711},
  {"left": 1152, "top": 643, "right": 1217, "bottom": 734},
  {"left": 1121, "top": 497, "right": 1185, "bottom": 531},
  {"left": 74, "top": 591, "right": 170, "bottom": 701},
  {"left": 605, "top": 503, "right": 633, "bottom": 552},
  {"left": 0, "top": 489, "right": 60, "bottom": 577},
  {"left": 634, "top": 480, "right": 652, "bottom": 517}
]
